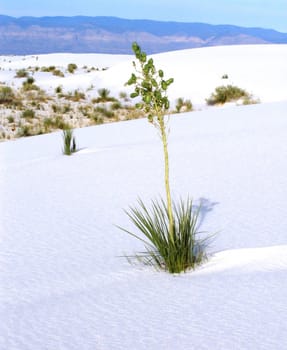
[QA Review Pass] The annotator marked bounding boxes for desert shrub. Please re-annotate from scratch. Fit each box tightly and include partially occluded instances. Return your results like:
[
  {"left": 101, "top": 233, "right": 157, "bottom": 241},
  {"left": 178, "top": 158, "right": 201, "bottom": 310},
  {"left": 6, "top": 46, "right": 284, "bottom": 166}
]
[
  {"left": 111, "top": 101, "right": 122, "bottom": 110},
  {"left": 94, "top": 106, "right": 115, "bottom": 118},
  {"left": 22, "top": 77, "right": 39, "bottom": 91},
  {"left": 53, "top": 69, "right": 65, "bottom": 77},
  {"left": 89, "top": 113, "right": 104, "bottom": 124},
  {"left": 26, "top": 76, "right": 35, "bottom": 85},
  {"left": 0, "top": 86, "right": 14, "bottom": 104},
  {"left": 55, "top": 85, "right": 62, "bottom": 94},
  {"left": 51, "top": 104, "right": 61, "bottom": 113},
  {"left": 175, "top": 98, "right": 193, "bottom": 113},
  {"left": 15, "top": 69, "right": 28, "bottom": 78},
  {"left": 21, "top": 109, "right": 35, "bottom": 119},
  {"left": 64, "top": 90, "right": 85, "bottom": 102},
  {"left": 7, "top": 115, "right": 15, "bottom": 123},
  {"left": 122, "top": 198, "right": 207, "bottom": 272},
  {"left": 206, "top": 85, "right": 250, "bottom": 105},
  {"left": 62, "top": 128, "right": 77, "bottom": 155},
  {"left": 93, "top": 88, "right": 116, "bottom": 103},
  {"left": 54, "top": 116, "right": 70, "bottom": 130},
  {"left": 63, "top": 104, "right": 71, "bottom": 113},
  {"left": 67, "top": 63, "right": 77, "bottom": 74},
  {"left": 17, "top": 125, "right": 33, "bottom": 137},
  {"left": 120, "top": 42, "right": 209, "bottom": 273},
  {"left": 41, "top": 66, "right": 56, "bottom": 72}
]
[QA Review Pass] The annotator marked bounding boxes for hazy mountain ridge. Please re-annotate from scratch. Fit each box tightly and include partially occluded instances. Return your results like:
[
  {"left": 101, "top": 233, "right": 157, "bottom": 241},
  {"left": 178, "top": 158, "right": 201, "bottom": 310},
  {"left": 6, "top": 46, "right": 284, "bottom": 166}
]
[{"left": 1, "top": 15, "right": 287, "bottom": 54}]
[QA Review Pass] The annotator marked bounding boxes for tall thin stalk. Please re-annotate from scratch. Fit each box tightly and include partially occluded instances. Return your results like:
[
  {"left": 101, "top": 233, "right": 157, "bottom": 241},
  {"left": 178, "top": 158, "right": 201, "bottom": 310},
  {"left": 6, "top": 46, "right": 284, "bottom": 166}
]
[{"left": 126, "top": 42, "right": 175, "bottom": 241}]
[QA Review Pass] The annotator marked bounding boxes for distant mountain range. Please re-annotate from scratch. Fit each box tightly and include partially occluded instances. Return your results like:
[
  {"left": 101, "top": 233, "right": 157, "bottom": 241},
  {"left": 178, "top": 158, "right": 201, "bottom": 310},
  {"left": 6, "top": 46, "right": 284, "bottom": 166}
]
[{"left": 1, "top": 15, "right": 287, "bottom": 55}]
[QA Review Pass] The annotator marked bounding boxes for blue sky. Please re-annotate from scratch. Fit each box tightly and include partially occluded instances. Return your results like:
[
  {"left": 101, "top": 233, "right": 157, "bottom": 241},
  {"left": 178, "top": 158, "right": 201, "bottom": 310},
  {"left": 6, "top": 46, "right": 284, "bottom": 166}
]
[{"left": 1, "top": 0, "right": 287, "bottom": 32}]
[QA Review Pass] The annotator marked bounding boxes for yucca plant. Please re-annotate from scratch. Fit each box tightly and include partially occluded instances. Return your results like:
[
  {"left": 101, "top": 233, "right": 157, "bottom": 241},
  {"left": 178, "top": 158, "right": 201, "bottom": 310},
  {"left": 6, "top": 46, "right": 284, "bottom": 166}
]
[
  {"left": 121, "top": 198, "right": 207, "bottom": 273},
  {"left": 120, "top": 42, "right": 209, "bottom": 273},
  {"left": 62, "top": 128, "right": 77, "bottom": 155}
]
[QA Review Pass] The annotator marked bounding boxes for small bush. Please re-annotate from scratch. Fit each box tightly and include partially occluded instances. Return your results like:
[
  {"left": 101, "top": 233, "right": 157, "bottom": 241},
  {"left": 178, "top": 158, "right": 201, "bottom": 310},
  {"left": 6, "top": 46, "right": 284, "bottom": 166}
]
[
  {"left": 64, "top": 90, "right": 85, "bottom": 102},
  {"left": 0, "top": 86, "right": 14, "bottom": 104},
  {"left": 175, "top": 98, "right": 193, "bottom": 113},
  {"left": 7, "top": 115, "right": 15, "bottom": 123},
  {"left": 121, "top": 198, "right": 208, "bottom": 273},
  {"left": 18, "top": 125, "right": 33, "bottom": 137},
  {"left": 55, "top": 85, "right": 62, "bottom": 94},
  {"left": 67, "top": 63, "right": 77, "bottom": 74},
  {"left": 63, "top": 104, "right": 71, "bottom": 113},
  {"left": 26, "top": 76, "right": 35, "bottom": 85},
  {"left": 94, "top": 106, "right": 115, "bottom": 118},
  {"left": 53, "top": 69, "right": 65, "bottom": 77},
  {"left": 111, "top": 101, "right": 122, "bottom": 110},
  {"left": 41, "top": 66, "right": 56, "bottom": 72},
  {"left": 15, "top": 69, "right": 28, "bottom": 78},
  {"left": 221, "top": 74, "right": 229, "bottom": 79},
  {"left": 90, "top": 113, "right": 104, "bottom": 124},
  {"left": 22, "top": 77, "right": 39, "bottom": 91},
  {"left": 206, "top": 85, "right": 250, "bottom": 105},
  {"left": 93, "top": 88, "right": 116, "bottom": 103},
  {"left": 21, "top": 109, "right": 35, "bottom": 119},
  {"left": 62, "top": 128, "right": 77, "bottom": 155}
]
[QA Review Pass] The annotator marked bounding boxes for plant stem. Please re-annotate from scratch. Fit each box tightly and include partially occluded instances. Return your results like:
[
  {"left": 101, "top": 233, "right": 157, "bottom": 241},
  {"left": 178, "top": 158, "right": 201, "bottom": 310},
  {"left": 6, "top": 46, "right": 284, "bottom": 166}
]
[{"left": 158, "top": 116, "right": 174, "bottom": 242}]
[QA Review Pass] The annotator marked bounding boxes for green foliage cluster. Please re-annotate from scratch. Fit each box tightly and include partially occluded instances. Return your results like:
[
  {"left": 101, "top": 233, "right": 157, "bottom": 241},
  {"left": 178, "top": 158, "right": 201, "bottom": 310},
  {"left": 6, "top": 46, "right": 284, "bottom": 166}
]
[
  {"left": 175, "top": 97, "right": 193, "bottom": 113},
  {"left": 22, "top": 77, "right": 39, "bottom": 91},
  {"left": 41, "top": 66, "right": 56, "bottom": 72},
  {"left": 52, "top": 69, "right": 65, "bottom": 77},
  {"left": 93, "top": 88, "right": 117, "bottom": 103},
  {"left": 67, "top": 63, "right": 78, "bottom": 74},
  {"left": 206, "top": 85, "right": 250, "bottom": 105},
  {"left": 21, "top": 109, "right": 35, "bottom": 119},
  {"left": 55, "top": 85, "right": 62, "bottom": 94},
  {"left": 0, "top": 86, "right": 14, "bottom": 104},
  {"left": 44, "top": 116, "right": 70, "bottom": 131},
  {"left": 15, "top": 69, "right": 28, "bottom": 78},
  {"left": 64, "top": 90, "right": 86, "bottom": 102},
  {"left": 126, "top": 42, "right": 173, "bottom": 123}
]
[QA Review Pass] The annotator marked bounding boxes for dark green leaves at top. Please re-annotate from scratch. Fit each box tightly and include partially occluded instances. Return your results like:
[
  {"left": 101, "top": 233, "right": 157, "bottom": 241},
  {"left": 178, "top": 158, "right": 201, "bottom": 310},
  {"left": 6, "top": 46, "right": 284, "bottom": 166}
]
[{"left": 126, "top": 42, "right": 174, "bottom": 118}]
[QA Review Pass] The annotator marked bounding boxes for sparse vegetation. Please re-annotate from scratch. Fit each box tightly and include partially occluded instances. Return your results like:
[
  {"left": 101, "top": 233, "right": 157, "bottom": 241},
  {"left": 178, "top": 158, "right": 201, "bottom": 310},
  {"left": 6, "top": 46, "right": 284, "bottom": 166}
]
[
  {"left": 67, "top": 63, "right": 77, "bottom": 74},
  {"left": 15, "top": 69, "right": 28, "bottom": 78},
  {"left": 93, "top": 88, "right": 117, "bottom": 103},
  {"left": 0, "top": 86, "right": 14, "bottom": 104},
  {"left": 22, "top": 77, "right": 39, "bottom": 91},
  {"left": 21, "top": 109, "right": 35, "bottom": 119},
  {"left": 175, "top": 97, "right": 193, "bottom": 113},
  {"left": 53, "top": 69, "right": 65, "bottom": 77},
  {"left": 55, "top": 85, "right": 62, "bottom": 94},
  {"left": 206, "top": 85, "right": 251, "bottom": 105}
]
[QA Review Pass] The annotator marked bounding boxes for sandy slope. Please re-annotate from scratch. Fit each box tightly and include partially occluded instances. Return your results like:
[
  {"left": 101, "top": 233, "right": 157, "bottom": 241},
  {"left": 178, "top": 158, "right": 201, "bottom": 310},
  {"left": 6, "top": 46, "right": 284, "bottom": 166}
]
[
  {"left": 1, "top": 98, "right": 287, "bottom": 349},
  {"left": 99, "top": 44, "right": 287, "bottom": 106}
]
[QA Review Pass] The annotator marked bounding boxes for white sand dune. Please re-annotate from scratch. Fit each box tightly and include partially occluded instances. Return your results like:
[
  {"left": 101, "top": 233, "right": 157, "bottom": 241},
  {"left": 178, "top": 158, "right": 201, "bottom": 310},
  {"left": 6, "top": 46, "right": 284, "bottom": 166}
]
[
  {"left": 1, "top": 44, "right": 287, "bottom": 105},
  {"left": 1, "top": 45, "right": 287, "bottom": 349}
]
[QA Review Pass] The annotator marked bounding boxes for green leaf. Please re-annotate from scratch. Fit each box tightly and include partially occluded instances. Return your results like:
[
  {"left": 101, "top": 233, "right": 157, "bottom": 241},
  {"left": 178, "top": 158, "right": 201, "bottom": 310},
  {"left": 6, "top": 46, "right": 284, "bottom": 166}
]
[
  {"left": 166, "top": 78, "right": 174, "bottom": 86},
  {"left": 161, "top": 81, "right": 167, "bottom": 90},
  {"left": 130, "top": 92, "right": 139, "bottom": 98}
]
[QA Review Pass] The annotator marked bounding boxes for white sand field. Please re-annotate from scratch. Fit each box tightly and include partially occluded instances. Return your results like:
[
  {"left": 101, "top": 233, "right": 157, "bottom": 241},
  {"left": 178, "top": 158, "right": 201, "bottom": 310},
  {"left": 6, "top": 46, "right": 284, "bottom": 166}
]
[
  {"left": 1, "top": 44, "right": 287, "bottom": 349},
  {"left": 1, "top": 44, "right": 287, "bottom": 106}
]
